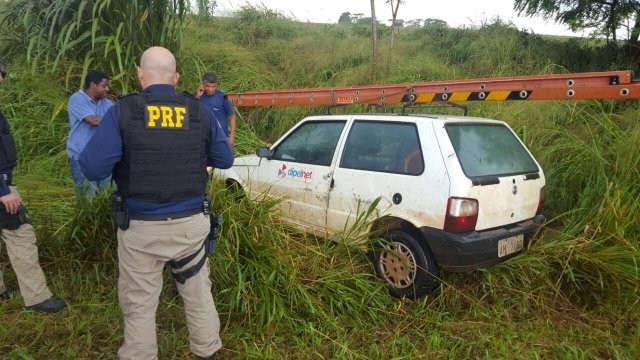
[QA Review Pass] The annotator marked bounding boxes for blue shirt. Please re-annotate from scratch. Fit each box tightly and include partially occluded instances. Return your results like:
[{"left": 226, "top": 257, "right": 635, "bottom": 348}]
[
  {"left": 79, "top": 84, "right": 234, "bottom": 215},
  {"left": 200, "top": 90, "right": 235, "bottom": 136},
  {"left": 67, "top": 90, "right": 114, "bottom": 159}
]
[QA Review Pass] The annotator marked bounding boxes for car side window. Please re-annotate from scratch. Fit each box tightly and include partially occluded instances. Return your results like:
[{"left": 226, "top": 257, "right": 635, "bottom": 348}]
[
  {"left": 340, "top": 121, "right": 424, "bottom": 175},
  {"left": 272, "top": 121, "right": 346, "bottom": 166}
]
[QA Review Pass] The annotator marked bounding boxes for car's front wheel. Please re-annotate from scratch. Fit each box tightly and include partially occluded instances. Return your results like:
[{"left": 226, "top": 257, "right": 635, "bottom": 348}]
[
  {"left": 372, "top": 229, "right": 439, "bottom": 298},
  {"left": 226, "top": 180, "right": 245, "bottom": 202}
]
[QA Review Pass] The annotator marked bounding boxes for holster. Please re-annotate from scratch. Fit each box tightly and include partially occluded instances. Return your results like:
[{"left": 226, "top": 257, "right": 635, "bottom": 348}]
[
  {"left": 0, "top": 204, "right": 30, "bottom": 230},
  {"left": 207, "top": 213, "right": 224, "bottom": 255},
  {"left": 203, "top": 197, "right": 223, "bottom": 255},
  {"left": 111, "top": 192, "right": 129, "bottom": 230}
]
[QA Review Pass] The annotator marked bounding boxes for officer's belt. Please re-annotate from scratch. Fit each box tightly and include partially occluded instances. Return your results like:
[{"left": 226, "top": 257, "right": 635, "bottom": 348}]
[{"left": 128, "top": 207, "right": 202, "bottom": 221}]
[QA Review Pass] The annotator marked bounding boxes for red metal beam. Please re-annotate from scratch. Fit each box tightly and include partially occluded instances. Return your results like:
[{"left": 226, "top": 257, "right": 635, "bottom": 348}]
[{"left": 226, "top": 70, "right": 640, "bottom": 107}]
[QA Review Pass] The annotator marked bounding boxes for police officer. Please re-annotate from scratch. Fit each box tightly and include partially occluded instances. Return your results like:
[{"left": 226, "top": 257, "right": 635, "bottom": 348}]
[
  {"left": 79, "top": 47, "right": 233, "bottom": 360},
  {"left": 0, "top": 60, "right": 66, "bottom": 313}
]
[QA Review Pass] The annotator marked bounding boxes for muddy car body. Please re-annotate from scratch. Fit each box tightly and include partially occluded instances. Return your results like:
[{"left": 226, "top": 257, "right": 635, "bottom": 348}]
[{"left": 215, "top": 114, "right": 546, "bottom": 298}]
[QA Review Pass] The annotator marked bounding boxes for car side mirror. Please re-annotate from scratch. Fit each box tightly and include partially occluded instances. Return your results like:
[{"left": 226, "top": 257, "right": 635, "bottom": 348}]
[{"left": 256, "top": 147, "right": 272, "bottom": 159}]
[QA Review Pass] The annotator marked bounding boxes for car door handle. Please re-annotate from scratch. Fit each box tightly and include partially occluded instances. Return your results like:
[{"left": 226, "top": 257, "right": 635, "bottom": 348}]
[{"left": 330, "top": 178, "right": 335, "bottom": 189}]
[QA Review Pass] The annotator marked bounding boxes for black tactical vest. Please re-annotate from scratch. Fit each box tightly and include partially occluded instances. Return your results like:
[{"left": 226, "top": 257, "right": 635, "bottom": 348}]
[
  {"left": 0, "top": 111, "right": 17, "bottom": 173},
  {"left": 113, "top": 93, "right": 210, "bottom": 202}
]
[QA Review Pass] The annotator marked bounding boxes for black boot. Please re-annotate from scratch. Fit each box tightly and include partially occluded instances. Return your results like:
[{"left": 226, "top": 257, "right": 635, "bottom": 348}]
[{"left": 24, "top": 297, "right": 67, "bottom": 313}]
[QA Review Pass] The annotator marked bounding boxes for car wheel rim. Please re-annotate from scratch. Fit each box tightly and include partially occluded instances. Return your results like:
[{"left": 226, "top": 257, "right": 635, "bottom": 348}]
[{"left": 379, "top": 241, "right": 416, "bottom": 289}]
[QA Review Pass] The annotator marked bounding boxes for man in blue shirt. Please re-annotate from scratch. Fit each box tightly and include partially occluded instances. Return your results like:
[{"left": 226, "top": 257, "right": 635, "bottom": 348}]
[
  {"left": 196, "top": 72, "right": 237, "bottom": 146},
  {"left": 67, "top": 69, "right": 113, "bottom": 203},
  {"left": 80, "top": 46, "right": 233, "bottom": 360}
]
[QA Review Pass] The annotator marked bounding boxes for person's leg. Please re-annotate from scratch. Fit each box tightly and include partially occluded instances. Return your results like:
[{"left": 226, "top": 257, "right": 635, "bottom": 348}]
[
  {"left": 96, "top": 176, "right": 111, "bottom": 192},
  {"left": 69, "top": 158, "right": 87, "bottom": 203},
  {"left": 84, "top": 179, "right": 100, "bottom": 200},
  {"left": 3, "top": 223, "right": 53, "bottom": 306},
  {"left": 116, "top": 222, "right": 165, "bottom": 360},
  {"left": 71, "top": 159, "right": 110, "bottom": 201},
  {"left": 173, "top": 215, "right": 222, "bottom": 357},
  {"left": 178, "top": 259, "right": 222, "bottom": 357}
]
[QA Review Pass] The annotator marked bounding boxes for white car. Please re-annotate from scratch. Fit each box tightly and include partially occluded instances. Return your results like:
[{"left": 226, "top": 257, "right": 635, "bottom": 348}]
[{"left": 215, "top": 114, "right": 546, "bottom": 298}]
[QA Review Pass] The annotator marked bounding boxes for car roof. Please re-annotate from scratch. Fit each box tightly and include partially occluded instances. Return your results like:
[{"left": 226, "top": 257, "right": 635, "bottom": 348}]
[{"left": 303, "top": 113, "right": 503, "bottom": 124}]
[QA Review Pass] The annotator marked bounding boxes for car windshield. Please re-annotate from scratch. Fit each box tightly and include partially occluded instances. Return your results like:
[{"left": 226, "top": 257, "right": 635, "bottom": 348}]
[{"left": 445, "top": 123, "right": 538, "bottom": 177}]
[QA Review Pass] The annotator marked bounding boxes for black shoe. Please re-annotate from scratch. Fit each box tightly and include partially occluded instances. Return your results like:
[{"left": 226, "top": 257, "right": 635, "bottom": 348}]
[
  {"left": 0, "top": 289, "right": 18, "bottom": 300},
  {"left": 24, "top": 297, "right": 67, "bottom": 313},
  {"left": 200, "top": 353, "right": 216, "bottom": 360}
]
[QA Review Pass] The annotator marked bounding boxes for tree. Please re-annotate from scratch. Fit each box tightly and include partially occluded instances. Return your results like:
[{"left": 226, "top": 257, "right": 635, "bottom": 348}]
[
  {"left": 513, "top": 0, "right": 640, "bottom": 44},
  {"left": 423, "top": 18, "right": 449, "bottom": 37},
  {"left": 424, "top": 18, "right": 448, "bottom": 28},
  {"left": 385, "top": 0, "right": 404, "bottom": 78},
  {"left": 405, "top": 19, "right": 422, "bottom": 28},
  {"left": 338, "top": 11, "right": 352, "bottom": 24},
  {"left": 370, "top": 0, "right": 378, "bottom": 83}
]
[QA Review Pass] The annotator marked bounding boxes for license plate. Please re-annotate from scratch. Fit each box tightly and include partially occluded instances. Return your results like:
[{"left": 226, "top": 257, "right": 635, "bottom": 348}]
[{"left": 498, "top": 234, "right": 524, "bottom": 257}]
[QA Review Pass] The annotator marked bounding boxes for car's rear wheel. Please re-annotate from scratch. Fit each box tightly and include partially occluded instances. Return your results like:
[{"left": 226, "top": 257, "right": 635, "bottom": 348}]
[{"left": 372, "top": 229, "right": 439, "bottom": 298}]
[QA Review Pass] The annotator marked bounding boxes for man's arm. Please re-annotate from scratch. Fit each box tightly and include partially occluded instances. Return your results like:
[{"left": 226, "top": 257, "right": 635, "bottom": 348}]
[
  {"left": 79, "top": 107, "right": 123, "bottom": 181},
  {"left": 68, "top": 93, "right": 101, "bottom": 127},
  {"left": 227, "top": 113, "right": 236, "bottom": 146},
  {"left": 82, "top": 115, "right": 101, "bottom": 126},
  {"left": 223, "top": 97, "right": 236, "bottom": 146}
]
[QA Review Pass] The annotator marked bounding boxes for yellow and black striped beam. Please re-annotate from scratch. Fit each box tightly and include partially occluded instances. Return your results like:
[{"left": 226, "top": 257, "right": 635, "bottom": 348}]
[{"left": 402, "top": 90, "right": 533, "bottom": 103}]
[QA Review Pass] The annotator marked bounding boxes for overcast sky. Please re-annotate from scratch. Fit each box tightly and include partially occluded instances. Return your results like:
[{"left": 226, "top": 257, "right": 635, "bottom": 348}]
[{"left": 214, "top": 0, "right": 587, "bottom": 37}]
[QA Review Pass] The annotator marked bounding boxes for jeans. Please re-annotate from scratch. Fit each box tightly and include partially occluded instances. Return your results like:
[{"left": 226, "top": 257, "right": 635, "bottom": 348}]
[{"left": 70, "top": 158, "right": 109, "bottom": 203}]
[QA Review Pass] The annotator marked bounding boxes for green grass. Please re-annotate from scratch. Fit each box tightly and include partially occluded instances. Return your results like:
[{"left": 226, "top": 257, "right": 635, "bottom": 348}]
[{"left": 1, "top": 7, "right": 639, "bottom": 359}]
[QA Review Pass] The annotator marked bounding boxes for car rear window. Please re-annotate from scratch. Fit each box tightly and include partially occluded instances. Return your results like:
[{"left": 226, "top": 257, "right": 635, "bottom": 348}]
[{"left": 445, "top": 123, "right": 538, "bottom": 177}]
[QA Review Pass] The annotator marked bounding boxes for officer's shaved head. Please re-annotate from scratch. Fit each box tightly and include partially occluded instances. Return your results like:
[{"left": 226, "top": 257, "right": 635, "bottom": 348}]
[{"left": 137, "top": 46, "right": 180, "bottom": 89}]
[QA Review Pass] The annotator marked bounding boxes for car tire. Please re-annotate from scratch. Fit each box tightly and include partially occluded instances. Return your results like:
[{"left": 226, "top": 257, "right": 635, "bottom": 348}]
[
  {"left": 372, "top": 229, "right": 439, "bottom": 299},
  {"left": 226, "top": 180, "right": 245, "bottom": 202}
]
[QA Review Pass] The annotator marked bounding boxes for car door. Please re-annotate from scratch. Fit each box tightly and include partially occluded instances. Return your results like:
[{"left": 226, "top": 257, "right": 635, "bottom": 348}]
[
  {"left": 253, "top": 120, "right": 347, "bottom": 235},
  {"left": 326, "top": 118, "right": 442, "bottom": 235}
]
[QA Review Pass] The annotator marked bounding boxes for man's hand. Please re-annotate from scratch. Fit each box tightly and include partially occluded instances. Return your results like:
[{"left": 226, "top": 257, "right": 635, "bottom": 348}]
[
  {"left": 196, "top": 85, "right": 205, "bottom": 99},
  {"left": 228, "top": 134, "right": 235, "bottom": 146},
  {"left": 0, "top": 192, "right": 21, "bottom": 214}
]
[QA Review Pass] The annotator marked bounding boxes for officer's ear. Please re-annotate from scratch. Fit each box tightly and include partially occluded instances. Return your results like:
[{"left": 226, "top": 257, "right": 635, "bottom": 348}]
[
  {"left": 137, "top": 66, "right": 146, "bottom": 88},
  {"left": 174, "top": 72, "right": 180, "bottom": 86}
]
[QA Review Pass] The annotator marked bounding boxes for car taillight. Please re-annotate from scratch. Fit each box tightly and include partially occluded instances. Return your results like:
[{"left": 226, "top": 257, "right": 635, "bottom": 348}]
[
  {"left": 444, "top": 197, "right": 478, "bottom": 233},
  {"left": 536, "top": 186, "right": 545, "bottom": 215}
]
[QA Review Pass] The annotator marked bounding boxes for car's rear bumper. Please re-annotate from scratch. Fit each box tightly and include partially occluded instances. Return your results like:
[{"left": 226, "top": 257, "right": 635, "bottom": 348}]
[{"left": 420, "top": 214, "right": 545, "bottom": 272}]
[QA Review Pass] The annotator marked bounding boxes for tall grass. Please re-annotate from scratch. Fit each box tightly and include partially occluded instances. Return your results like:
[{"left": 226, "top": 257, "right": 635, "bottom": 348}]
[
  {"left": 0, "top": 0, "right": 189, "bottom": 92},
  {"left": 0, "top": 7, "right": 638, "bottom": 359}
]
